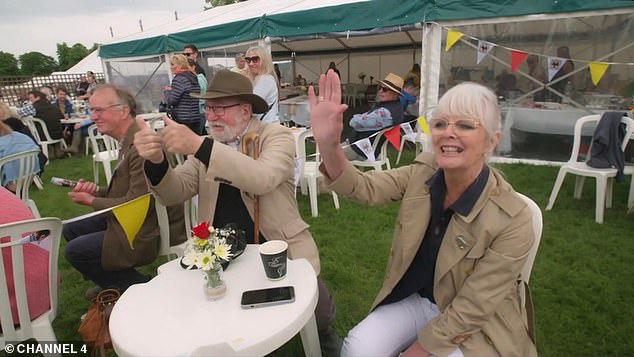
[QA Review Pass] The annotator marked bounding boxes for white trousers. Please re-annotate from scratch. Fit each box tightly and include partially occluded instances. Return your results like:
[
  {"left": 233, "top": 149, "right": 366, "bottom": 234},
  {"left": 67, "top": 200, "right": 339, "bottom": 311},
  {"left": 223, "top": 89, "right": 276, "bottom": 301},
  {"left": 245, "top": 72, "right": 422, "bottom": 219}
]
[{"left": 341, "top": 293, "right": 464, "bottom": 357}]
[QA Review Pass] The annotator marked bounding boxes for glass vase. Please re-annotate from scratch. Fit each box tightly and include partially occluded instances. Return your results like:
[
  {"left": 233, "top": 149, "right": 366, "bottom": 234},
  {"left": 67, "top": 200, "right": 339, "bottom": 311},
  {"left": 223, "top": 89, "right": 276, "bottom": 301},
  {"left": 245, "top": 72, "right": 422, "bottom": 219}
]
[{"left": 202, "top": 264, "right": 226, "bottom": 300}]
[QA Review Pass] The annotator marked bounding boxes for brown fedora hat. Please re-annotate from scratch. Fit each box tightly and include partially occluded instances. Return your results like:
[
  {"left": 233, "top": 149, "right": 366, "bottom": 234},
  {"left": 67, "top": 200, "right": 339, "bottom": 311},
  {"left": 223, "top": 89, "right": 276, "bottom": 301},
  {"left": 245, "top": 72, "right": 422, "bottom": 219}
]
[
  {"left": 191, "top": 70, "right": 269, "bottom": 114},
  {"left": 377, "top": 73, "right": 404, "bottom": 95}
]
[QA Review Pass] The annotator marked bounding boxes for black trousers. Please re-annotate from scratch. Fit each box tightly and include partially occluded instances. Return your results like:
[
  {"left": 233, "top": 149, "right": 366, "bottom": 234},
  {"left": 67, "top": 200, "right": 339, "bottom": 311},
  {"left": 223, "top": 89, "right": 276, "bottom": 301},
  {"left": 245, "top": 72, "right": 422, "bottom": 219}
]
[{"left": 63, "top": 215, "right": 149, "bottom": 291}]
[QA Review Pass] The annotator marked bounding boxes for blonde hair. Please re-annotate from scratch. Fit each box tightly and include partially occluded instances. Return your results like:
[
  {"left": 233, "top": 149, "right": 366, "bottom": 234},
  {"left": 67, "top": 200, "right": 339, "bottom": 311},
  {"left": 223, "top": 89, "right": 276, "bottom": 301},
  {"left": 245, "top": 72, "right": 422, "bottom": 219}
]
[
  {"left": 0, "top": 120, "right": 12, "bottom": 136},
  {"left": 0, "top": 102, "right": 18, "bottom": 121},
  {"left": 170, "top": 54, "right": 190, "bottom": 71},
  {"left": 245, "top": 46, "right": 274, "bottom": 79},
  {"left": 435, "top": 82, "right": 501, "bottom": 139}
]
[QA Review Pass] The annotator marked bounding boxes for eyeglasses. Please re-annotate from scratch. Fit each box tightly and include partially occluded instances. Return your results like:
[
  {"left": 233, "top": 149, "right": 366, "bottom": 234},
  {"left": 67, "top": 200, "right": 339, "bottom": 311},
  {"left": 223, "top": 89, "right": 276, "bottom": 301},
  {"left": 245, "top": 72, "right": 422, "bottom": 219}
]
[
  {"left": 205, "top": 103, "right": 241, "bottom": 116},
  {"left": 89, "top": 103, "right": 124, "bottom": 114},
  {"left": 429, "top": 117, "right": 481, "bottom": 135},
  {"left": 244, "top": 56, "right": 260, "bottom": 64},
  {"left": 378, "top": 86, "right": 391, "bottom": 92},
  {"left": 183, "top": 52, "right": 193, "bottom": 57}
]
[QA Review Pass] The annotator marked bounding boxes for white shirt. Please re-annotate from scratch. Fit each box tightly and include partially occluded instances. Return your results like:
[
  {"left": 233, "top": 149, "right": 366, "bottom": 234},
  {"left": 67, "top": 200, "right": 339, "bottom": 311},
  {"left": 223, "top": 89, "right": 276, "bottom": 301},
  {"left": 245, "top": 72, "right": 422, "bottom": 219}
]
[{"left": 252, "top": 74, "right": 279, "bottom": 124}]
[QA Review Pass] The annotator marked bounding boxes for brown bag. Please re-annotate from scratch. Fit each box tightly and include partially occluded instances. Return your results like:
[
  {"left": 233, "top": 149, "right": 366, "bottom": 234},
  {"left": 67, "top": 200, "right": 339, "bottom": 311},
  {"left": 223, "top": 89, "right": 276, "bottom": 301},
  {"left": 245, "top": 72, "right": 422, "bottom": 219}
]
[{"left": 78, "top": 288, "right": 120, "bottom": 357}]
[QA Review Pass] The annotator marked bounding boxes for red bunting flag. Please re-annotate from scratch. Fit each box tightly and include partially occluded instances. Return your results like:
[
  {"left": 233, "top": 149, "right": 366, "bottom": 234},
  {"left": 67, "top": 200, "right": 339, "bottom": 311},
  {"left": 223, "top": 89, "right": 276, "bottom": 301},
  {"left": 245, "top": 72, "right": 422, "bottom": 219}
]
[
  {"left": 511, "top": 50, "right": 528, "bottom": 73},
  {"left": 384, "top": 126, "right": 401, "bottom": 152}
]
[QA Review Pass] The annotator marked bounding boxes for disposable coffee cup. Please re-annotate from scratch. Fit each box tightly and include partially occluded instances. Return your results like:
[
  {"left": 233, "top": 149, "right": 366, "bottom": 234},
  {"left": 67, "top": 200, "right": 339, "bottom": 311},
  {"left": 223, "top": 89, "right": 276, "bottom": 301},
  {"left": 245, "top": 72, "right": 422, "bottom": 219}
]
[{"left": 259, "top": 240, "right": 288, "bottom": 280}]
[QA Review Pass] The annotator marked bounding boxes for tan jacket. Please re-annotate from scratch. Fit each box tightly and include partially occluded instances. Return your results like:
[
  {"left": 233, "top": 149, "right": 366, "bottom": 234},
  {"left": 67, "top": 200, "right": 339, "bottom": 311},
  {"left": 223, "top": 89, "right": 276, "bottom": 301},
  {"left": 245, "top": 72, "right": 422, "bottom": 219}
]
[
  {"left": 94, "top": 124, "right": 185, "bottom": 271},
  {"left": 149, "top": 119, "right": 321, "bottom": 274},
  {"left": 326, "top": 153, "right": 537, "bottom": 357}
]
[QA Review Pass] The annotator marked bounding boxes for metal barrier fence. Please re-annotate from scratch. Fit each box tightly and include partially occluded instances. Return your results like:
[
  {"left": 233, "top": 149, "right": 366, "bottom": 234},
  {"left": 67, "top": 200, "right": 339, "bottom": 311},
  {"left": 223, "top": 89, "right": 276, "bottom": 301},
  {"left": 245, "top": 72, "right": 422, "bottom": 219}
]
[{"left": 0, "top": 73, "right": 105, "bottom": 107}]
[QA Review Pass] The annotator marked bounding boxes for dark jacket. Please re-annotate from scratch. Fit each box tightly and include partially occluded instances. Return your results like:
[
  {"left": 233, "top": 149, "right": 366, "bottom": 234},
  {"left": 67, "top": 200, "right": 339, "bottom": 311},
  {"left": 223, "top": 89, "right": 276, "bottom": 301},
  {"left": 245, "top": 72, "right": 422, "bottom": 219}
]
[
  {"left": 33, "top": 100, "right": 64, "bottom": 140},
  {"left": 165, "top": 71, "right": 201, "bottom": 125},
  {"left": 587, "top": 111, "right": 628, "bottom": 182}
]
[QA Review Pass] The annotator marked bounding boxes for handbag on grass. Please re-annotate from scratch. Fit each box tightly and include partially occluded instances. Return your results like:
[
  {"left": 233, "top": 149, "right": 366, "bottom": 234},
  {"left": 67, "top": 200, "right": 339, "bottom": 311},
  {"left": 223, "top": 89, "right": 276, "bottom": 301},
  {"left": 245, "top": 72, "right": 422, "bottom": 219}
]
[{"left": 78, "top": 288, "right": 120, "bottom": 357}]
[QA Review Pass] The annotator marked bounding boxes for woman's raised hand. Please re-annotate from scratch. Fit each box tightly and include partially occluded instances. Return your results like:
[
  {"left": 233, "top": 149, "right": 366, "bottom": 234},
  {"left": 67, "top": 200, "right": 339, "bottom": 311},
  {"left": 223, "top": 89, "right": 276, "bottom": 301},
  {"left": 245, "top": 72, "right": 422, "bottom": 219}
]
[{"left": 308, "top": 70, "right": 348, "bottom": 152}]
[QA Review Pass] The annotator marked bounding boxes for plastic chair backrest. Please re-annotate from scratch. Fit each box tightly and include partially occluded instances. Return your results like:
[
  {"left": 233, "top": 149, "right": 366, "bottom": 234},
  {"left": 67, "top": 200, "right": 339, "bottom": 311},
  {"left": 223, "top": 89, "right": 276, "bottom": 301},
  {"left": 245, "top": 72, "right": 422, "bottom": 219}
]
[
  {"left": 516, "top": 193, "right": 543, "bottom": 283},
  {"left": 29, "top": 117, "right": 58, "bottom": 142},
  {"left": 0, "top": 150, "right": 40, "bottom": 204},
  {"left": 568, "top": 114, "right": 634, "bottom": 163},
  {"left": 87, "top": 124, "right": 119, "bottom": 154},
  {"left": 154, "top": 197, "right": 192, "bottom": 260},
  {"left": 0, "top": 217, "right": 62, "bottom": 344}
]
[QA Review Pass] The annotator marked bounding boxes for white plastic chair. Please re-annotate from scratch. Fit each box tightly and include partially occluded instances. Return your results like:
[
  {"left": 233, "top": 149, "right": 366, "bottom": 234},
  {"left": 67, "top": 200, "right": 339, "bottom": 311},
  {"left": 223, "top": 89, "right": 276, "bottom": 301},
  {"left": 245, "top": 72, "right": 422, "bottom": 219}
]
[
  {"left": 87, "top": 124, "right": 119, "bottom": 185},
  {"left": 349, "top": 127, "right": 392, "bottom": 171},
  {"left": 0, "top": 217, "right": 62, "bottom": 348},
  {"left": 154, "top": 198, "right": 192, "bottom": 261},
  {"left": 396, "top": 107, "right": 435, "bottom": 165},
  {"left": 0, "top": 150, "right": 41, "bottom": 218},
  {"left": 516, "top": 193, "right": 543, "bottom": 284},
  {"left": 624, "top": 165, "right": 634, "bottom": 211},
  {"left": 296, "top": 129, "right": 340, "bottom": 217},
  {"left": 515, "top": 192, "right": 542, "bottom": 338},
  {"left": 22, "top": 117, "right": 69, "bottom": 163},
  {"left": 545, "top": 114, "right": 634, "bottom": 223}
]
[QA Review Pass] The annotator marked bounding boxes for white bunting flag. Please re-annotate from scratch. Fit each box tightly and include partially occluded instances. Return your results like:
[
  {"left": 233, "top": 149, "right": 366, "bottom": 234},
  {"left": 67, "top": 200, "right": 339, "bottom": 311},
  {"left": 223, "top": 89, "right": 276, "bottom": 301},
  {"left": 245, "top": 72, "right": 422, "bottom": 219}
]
[
  {"left": 547, "top": 56, "right": 568, "bottom": 81},
  {"left": 354, "top": 138, "right": 375, "bottom": 162},
  {"left": 400, "top": 123, "right": 414, "bottom": 136},
  {"left": 476, "top": 40, "right": 496, "bottom": 64}
]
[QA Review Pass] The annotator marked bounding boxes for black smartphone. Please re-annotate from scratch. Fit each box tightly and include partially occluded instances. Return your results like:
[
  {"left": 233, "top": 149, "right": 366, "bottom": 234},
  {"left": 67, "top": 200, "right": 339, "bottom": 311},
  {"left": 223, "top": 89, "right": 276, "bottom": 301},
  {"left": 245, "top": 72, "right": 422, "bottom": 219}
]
[{"left": 240, "top": 286, "right": 295, "bottom": 309}]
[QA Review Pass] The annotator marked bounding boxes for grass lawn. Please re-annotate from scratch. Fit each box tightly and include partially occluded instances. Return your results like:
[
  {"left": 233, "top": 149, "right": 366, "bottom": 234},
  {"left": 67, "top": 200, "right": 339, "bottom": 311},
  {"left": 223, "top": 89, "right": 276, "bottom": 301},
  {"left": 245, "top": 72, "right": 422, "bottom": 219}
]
[{"left": 6, "top": 144, "right": 634, "bottom": 356}]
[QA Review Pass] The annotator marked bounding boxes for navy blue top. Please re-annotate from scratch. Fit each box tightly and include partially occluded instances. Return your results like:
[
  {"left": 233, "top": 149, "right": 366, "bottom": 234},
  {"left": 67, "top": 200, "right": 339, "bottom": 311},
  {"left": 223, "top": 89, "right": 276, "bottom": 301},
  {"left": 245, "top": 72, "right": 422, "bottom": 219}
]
[{"left": 379, "top": 166, "right": 489, "bottom": 306}]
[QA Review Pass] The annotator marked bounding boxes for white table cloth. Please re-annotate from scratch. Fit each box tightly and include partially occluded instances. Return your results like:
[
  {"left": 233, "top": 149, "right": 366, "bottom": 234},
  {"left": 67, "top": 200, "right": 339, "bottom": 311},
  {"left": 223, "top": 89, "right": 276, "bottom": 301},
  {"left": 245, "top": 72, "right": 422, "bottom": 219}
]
[
  {"left": 109, "top": 245, "right": 321, "bottom": 357},
  {"left": 280, "top": 95, "right": 311, "bottom": 127}
]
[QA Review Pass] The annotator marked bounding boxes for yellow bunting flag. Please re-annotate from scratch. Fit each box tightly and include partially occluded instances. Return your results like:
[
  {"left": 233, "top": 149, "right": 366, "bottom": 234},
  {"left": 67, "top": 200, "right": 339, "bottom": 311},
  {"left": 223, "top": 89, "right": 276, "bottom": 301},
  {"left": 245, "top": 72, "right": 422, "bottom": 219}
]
[
  {"left": 445, "top": 30, "right": 463, "bottom": 51},
  {"left": 112, "top": 194, "right": 151, "bottom": 249},
  {"left": 589, "top": 62, "right": 609, "bottom": 86},
  {"left": 417, "top": 116, "right": 430, "bottom": 136}
]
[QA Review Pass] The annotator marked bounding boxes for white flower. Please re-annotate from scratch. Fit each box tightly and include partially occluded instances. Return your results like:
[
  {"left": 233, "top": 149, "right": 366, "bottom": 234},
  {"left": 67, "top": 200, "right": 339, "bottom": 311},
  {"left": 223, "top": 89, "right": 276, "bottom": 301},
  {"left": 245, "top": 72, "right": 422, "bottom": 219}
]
[{"left": 199, "top": 250, "right": 217, "bottom": 271}]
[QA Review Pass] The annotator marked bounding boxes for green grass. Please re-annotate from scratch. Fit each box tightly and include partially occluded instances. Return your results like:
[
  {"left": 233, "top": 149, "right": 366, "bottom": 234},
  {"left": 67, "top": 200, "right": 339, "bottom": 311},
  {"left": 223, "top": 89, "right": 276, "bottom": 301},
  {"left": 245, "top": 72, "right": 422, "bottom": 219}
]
[{"left": 7, "top": 145, "right": 634, "bottom": 356}]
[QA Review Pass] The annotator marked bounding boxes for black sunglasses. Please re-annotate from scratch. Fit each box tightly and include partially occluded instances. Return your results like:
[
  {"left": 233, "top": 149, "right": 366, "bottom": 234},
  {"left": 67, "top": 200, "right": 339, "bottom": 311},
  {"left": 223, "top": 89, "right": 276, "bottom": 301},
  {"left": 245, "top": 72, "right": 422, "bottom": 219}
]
[
  {"left": 183, "top": 52, "right": 193, "bottom": 57},
  {"left": 244, "top": 56, "right": 260, "bottom": 64}
]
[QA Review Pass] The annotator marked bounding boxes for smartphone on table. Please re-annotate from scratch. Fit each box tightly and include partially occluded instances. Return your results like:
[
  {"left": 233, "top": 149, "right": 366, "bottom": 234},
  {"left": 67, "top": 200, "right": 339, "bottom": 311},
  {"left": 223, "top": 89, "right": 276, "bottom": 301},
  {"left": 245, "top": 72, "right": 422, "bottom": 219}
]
[{"left": 240, "top": 286, "right": 295, "bottom": 309}]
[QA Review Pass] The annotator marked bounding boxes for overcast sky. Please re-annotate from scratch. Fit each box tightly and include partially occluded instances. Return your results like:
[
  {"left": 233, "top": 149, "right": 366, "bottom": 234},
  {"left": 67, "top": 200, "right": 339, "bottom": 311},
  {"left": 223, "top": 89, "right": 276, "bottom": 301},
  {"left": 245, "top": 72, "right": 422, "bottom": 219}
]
[{"left": 0, "top": 0, "right": 204, "bottom": 59}]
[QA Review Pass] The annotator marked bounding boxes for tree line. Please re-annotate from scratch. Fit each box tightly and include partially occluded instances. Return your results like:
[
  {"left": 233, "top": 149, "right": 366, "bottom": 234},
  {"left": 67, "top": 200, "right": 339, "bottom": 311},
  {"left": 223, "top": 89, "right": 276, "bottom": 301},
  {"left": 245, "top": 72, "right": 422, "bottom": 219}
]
[{"left": 0, "top": 42, "right": 98, "bottom": 77}]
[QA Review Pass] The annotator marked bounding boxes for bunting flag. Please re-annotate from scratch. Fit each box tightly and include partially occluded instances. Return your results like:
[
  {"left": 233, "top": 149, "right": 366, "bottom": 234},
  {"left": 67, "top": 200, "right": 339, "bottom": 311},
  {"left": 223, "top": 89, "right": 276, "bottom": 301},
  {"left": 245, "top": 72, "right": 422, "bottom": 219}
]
[
  {"left": 589, "top": 62, "right": 609, "bottom": 86},
  {"left": 417, "top": 116, "right": 430, "bottom": 136},
  {"left": 385, "top": 126, "right": 401, "bottom": 152},
  {"left": 400, "top": 123, "right": 415, "bottom": 136},
  {"left": 511, "top": 50, "right": 528, "bottom": 73},
  {"left": 354, "top": 138, "right": 375, "bottom": 162},
  {"left": 445, "top": 30, "right": 463, "bottom": 51},
  {"left": 112, "top": 194, "right": 151, "bottom": 249},
  {"left": 476, "top": 41, "right": 496, "bottom": 64},
  {"left": 547, "top": 56, "right": 568, "bottom": 81}
]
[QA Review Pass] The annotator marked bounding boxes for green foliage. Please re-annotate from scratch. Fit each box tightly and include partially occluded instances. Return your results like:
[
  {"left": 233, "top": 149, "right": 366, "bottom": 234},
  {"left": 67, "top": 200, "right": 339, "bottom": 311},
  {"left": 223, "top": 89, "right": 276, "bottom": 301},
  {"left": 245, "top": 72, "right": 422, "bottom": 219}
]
[
  {"left": 0, "top": 51, "right": 19, "bottom": 76},
  {"left": 19, "top": 148, "right": 634, "bottom": 357},
  {"left": 18, "top": 51, "right": 58, "bottom": 75},
  {"left": 57, "top": 43, "right": 91, "bottom": 71},
  {"left": 204, "top": 0, "right": 245, "bottom": 9}
]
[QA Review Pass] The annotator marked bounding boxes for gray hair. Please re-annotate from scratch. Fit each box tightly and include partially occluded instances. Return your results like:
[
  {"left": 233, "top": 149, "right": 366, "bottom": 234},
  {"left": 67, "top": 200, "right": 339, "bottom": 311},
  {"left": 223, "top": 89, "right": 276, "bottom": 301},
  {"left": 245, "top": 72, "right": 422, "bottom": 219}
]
[{"left": 435, "top": 82, "right": 501, "bottom": 139}]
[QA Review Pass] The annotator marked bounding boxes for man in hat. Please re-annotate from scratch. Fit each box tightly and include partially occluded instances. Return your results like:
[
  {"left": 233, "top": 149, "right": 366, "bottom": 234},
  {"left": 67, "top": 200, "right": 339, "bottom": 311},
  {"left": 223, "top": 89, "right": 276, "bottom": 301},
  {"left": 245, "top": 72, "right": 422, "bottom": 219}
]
[
  {"left": 133, "top": 69, "right": 341, "bottom": 356},
  {"left": 344, "top": 72, "right": 404, "bottom": 160}
]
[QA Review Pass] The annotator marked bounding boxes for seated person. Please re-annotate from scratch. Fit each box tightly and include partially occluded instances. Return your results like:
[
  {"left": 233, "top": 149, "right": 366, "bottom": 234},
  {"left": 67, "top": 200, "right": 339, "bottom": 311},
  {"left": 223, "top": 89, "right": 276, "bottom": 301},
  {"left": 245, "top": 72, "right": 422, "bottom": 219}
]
[
  {"left": 311, "top": 72, "right": 537, "bottom": 357},
  {"left": 0, "top": 103, "right": 47, "bottom": 172},
  {"left": 62, "top": 84, "right": 185, "bottom": 298},
  {"left": 51, "top": 86, "right": 74, "bottom": 119},
  {"left": 0, "top": 121, "right": 41, "bottom": 192},
  {"left": 344, "top": 73, "right": 404, "bottom": 160},
  {"left": 400, "top": 80, "right": 419, "bottom": 121},
  {"left": 16, "top": 90, "right": 64, "bottom": 140},
  {"left": 134, "top": 70, "right": 341, "bottom": 356}
]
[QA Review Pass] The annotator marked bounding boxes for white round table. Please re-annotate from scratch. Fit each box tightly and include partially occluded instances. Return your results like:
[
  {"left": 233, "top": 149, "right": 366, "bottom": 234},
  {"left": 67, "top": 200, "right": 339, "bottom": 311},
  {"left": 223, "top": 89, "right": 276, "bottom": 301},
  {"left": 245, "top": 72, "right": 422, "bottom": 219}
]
[{"left": 109, "top": 245, "right": 321, "bottom": 357}]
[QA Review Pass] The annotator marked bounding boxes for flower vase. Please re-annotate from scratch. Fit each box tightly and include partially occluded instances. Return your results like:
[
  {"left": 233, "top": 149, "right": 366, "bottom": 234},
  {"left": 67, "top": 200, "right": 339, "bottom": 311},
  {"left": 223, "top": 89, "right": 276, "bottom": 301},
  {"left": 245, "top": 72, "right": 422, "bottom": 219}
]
[{"left": 203, "top": 265, "right": 226, "bottom": 300}]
